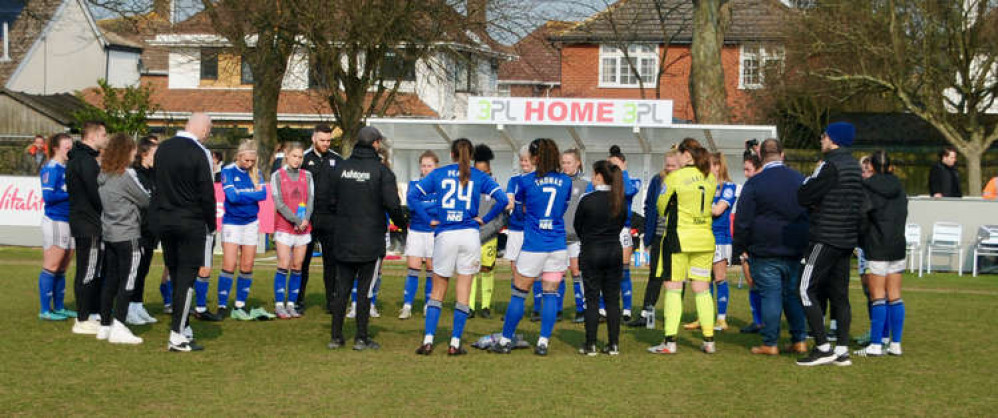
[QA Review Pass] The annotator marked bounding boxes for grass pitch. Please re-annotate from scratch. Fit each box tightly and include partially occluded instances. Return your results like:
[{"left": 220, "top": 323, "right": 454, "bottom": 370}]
[{"left": 1, "top": 246, "right": 995, "bottom": 416}]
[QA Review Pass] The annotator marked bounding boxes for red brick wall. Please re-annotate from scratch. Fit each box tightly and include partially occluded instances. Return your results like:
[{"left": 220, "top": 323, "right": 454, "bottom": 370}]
[
  {"left": 507, "top": 84, "right": 562, "bottom": 98},
  {"left": 558, "top": 43, "right": 759, "bottom": 123}
]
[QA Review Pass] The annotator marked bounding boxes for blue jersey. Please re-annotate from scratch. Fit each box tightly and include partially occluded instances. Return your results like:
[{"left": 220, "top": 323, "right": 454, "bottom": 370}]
[
  {"left": 409, "top": 164, "right": 508, "bottom": 234},
  {"left": 516, "top": 171, "right": 572, "bottom": 252},
  {"left": 505, "top": 174, "right": 529, "bottom": 232},
  {"left": 406, "top": 179, "right": 437, "bottom": 232},
  {"left": 40, "top": 160, "right": 70, "bottom": 222},
  {"left": 586, "top": 169, "right": 639, "bottom": 226},
  {"left": 221, "top": 163, "right": 268, "bottom": 225},
  {"left": 712, "top": 181, "right": 737, "bottom": 245}
]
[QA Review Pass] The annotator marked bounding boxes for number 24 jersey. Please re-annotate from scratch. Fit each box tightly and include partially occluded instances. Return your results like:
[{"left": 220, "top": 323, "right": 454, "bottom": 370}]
[
  {"left": 515, "top": 172, "right": 572, "bottom": 252},
  {"left": 412, "top": 163, "right": 505, "bottom": 234}
]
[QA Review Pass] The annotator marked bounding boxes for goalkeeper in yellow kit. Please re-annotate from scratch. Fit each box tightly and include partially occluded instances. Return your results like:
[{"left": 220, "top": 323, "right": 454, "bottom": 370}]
[{"left": 648, "top": 138, "right": 718, "bottom": 355}]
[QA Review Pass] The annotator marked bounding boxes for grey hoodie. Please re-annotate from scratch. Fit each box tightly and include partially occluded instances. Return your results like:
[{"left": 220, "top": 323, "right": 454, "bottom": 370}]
[
  {"left": 98, "top": 168, "right": 150, "bottom": 242},
  {"left": 563, "top": 171, "right": 590, "bottom": 243}
]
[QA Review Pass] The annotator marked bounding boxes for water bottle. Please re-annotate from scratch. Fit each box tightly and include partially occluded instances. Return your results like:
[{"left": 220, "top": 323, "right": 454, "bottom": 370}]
[{"left": 296, "top": 202, "right": 307, "bottom": 221}]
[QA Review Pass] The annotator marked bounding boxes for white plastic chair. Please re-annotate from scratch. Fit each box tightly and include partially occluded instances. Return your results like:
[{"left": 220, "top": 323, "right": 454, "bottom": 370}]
[
  {"left": 926, "top": 222, "right": 963, "bottom": 276},
  {"left": 972, "top": 225, "right": 998, "bottom": 277},
  {"left": 904, "top": 223, "right": 923, "bottom": 277}
]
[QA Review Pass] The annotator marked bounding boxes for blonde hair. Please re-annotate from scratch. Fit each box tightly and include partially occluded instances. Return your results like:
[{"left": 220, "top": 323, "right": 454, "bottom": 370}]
[
  {"left": 236, "top": 139, "right": 260, "bottom": 186},
  {"left": 659, "top": 149, "right": 679, "bottom": 179},
  {"left": 710, "top": 152, "right": 731, "bottom": 183}
]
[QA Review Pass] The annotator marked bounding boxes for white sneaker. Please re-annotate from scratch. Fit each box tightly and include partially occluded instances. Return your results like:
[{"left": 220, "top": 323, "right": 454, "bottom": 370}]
[
  {"left": 72, "top": 319, "right": 100, "bottom": 335},
  {"left": 398, "top": 305, "right": 412, "bottom": 320},
  {"left": 108, "top": 320, "right": 143, "bottom": 344},
  {"left": 136, "top": 304, "right": 157, "bottom": 324},
  {"left": 96, "top": 325, "right": 111, "bottom": 340},
  {"left": 346, "top": 303, "right": 357, "bottom": 319},
  {"left": 369, "top": 305, "right": 381, "bottom": 318},
  {"left": 700, "top": 341, "right": 716, "bottom": 354},
  {"left": 183, "top": 326, "right": 194, "bottom": 340},
  {"left": 126, "top": 306, "right": 148, "bottom": 325},
  {"left": 855, "top": 344, "right": 884, "bottom": 357},
  {"left": 887, "top": 342, "right": 903, "bottom": 356}
]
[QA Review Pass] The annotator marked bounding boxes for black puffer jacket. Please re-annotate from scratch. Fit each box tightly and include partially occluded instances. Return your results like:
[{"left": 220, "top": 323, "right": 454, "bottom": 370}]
[
  {"left": 303, "top": 147, "right": 343, "bottom": 233},
  {"left": 860, "top": 173, "right": 908, "bottom": 261},
  {"left": 323, "top": 146, "right": 406, "bottom": 263},
  {"left": 798, "top": 148, "right": 864, "bottom": 249}
]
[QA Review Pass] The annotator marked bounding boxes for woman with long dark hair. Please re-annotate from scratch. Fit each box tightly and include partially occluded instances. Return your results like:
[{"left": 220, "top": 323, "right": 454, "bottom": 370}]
[
  {"left": 410, "top": 138, "right": 508, "bottom": 355},
  {"left": 574, "top": 160, "right": 627, "bottom": 355},
  {"left": 856, "top": 150, "right": 907, "bottom": 357},
  {"left": 649, "top": 138, "right": 718, "bottom": 355},
  {"left": 96, "top": 133, "right": 149, "bottom": 344},
  {"left": 493, "top": 138, "right": 572, "bottom": 356}
]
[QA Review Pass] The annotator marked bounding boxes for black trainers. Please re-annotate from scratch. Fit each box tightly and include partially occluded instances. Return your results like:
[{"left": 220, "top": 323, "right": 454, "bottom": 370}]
[
  {"left": 416, "top": 343, "right": 434, "bottom": 355},
  {"left": 529, "top": 311, "right": 541, "bottom": 322},
  {"left": 796, "top": 347, "right": 837, "bottom": 366},
  {"left": 217, "top": 307, "right": 229, "bottom": 320},
  {"left": 622, "top": 312, "right": 632, "bottom": 322},
  {"left": 834, "top": 353, "right": 852, "bottom": 366},
  {"left": 534, "top": 343, "right": 549, "bottom": 356},
  {"left": 556, "top": 311, "right": 564, "bottom": 322},
  {"left": 478, "top": 308, "right": 492, "bottom": 319},
  {"left": 353, "top": 339, "right": 380, "bottom": 351},
  {"left": 447, "top": 345, "right": 467, "bottom": 356},
  {"left": 168, "top": 341, "right": 204, "bottom": 352},
  {"left": 326, "top": 338, "right": 346, "bottom": 350},
  {"left": 626, "top": 314, "right": 648, "bottom": 328},
  {"left": 490, "top": 341, "right": 512, "bottom": 354},
  {"left": 578, "top": 344, "right": 598, "bottom": 356},
  {"left": 468, "top": 309, "right": 476, "bottom": 319},
  {"left": 193, "top": 310, "right": 222, "bottom": 322},
  {"left": 573, "top": 311, "right": 585, "bottom": 324},
  {"left": 740, "top": 323, "right": 763, "bottom": 334},
  {"left": 603, "top": 344, "right": 620, "bottom": 356}
]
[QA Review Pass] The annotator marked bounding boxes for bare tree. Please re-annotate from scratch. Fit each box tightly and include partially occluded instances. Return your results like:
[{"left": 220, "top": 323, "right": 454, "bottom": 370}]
[
  {"left": 689, "top": 0, "right": 731, "bottom": 124},
  {"left": 789, "top": 0, "right": 998, "bottom": 194}
]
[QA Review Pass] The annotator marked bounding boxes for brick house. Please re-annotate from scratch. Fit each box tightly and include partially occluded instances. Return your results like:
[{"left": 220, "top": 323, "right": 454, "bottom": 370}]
[{"left": 501, "top": 0, "right": 787, "bottom": 124}]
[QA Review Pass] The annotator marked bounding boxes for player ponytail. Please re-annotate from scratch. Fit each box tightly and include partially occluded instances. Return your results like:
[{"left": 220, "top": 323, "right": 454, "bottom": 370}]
[
  {"left": 530, "top": 138, "right": 560, "bottom": 177},
  {"left": 871, "top": 149, "right": 891, "bottom": 174},
  {"left": 678, "top": 137, "right": 710, "bottom": 176},
  {"left": 593, "top": 160, "right": 625, "bottom": 218},
  {"left": 452, "top": 138, "right": 473, "bottom": 186}
]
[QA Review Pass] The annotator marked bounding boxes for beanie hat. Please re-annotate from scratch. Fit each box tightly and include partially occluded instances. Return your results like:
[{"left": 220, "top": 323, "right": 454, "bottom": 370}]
[{"left": 824, "top": 122, "right": 855, "bottom": 148}]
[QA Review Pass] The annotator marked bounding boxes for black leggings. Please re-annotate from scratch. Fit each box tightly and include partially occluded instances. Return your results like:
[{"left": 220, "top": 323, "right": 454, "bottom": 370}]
[
  {"left": 640, "top": 235, "right": 668, "bottom": 310},
  {"left": 581, "top": 243, "right": 623, "bottom": 346},
  {"left": 131, "top": 236, "right": 158, "bottom": 303},
  {"left": 73, "top": 236, "right": 104, "bottom": 320},
  {"left": 100, "top": 239, "right": 141, "bottom": 326},
  {"left": 331, "top": 259, "right": 379, "bottom": 342}
]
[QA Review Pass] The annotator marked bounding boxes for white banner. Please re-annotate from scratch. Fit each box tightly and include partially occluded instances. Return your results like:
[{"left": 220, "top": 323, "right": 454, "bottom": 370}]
[
  {"left": 0, "top": 175, "right": 44, "bottom": 226},
  {"left": 467, "top": 96, "right": 673, "bottom": 127}
]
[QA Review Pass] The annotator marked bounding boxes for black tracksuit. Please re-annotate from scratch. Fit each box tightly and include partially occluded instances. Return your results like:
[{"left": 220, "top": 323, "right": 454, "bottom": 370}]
[
  {"left": 298, "top": 147, "right": 343, "bottom": 310},
  {"left": 150, "top": 133, "right": 216, "bottom": 335},
  {"left": 321, "top": 146, "right": 405, "bottom": 343},
  {"left": 66, "top": 141, "right": 103, "bottom": 320},
  {"left": 860, "top": 173, "right": 908, "bottom": 262},
  {"left": 574, "top": 188, "right": 627, "bottom": 346},
  {"left": 133, "top": 165, "right": 158, "bottom": 303},
  {"left": 797, "top": 148, "right": 863, "bottom": 347}
]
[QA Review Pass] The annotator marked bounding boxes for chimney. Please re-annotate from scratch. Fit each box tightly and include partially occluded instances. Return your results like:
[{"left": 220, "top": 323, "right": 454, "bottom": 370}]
[
  {"left": 467, "top": 0, "right": 487, "bottom": 35},
  {"left": 153, "top": 0, "right": 175, "bottom": 24}
]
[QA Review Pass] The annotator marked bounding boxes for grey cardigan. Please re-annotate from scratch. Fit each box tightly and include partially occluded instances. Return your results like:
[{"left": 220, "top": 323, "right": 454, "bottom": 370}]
[{"left": 98, "top": 168, "right": 150, "bottom": 242}]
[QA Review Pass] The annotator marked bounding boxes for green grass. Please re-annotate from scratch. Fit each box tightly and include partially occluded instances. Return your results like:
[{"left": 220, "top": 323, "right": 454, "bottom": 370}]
[{"left": 2, "top": 246, "right": 996, "bottom": 416}]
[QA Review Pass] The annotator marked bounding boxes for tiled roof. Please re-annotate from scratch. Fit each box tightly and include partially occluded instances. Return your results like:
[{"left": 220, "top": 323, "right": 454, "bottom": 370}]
[
  {"left": 0, "top": 0, "right": 63, "bottom": 86},
  {"left": 553, "top": 0, "right": 787, "bottom": 44},
  {"left": 499, "top": 21, "right": 572, "bottom": 84},
  {"left": 80, "top": 75, "right": 438, "bottom": 119}
]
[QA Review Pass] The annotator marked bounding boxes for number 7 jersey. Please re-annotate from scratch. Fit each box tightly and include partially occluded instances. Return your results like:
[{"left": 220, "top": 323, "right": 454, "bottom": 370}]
[
  {"left": 410, "top": 163, "right": 507, "bottom": 234},
  {"left": 658, "top": 166, "right": 717, "bottom": 253},
  {"left": 515, "top": 171, "right": 572, "bottom": 252}
]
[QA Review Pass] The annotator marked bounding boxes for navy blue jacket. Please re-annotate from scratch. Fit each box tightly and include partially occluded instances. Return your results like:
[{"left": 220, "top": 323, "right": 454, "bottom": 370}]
[
  {"left": 733, "top": 161, "right": 809, "bottom": 259},
  {"left": 643, "top": 173, "right": 664, "bottom": 247}
]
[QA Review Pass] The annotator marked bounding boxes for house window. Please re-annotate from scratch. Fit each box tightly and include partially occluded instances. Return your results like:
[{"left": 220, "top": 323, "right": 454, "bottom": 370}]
[
  {"left": 739, "top": 45, "right": 784, "bottom": 89},
  {"left": 200, "top": 48, "right": 219, "bottom": 81},
  {"left": 240, "top": 55, "right": 254, "bottom": 85},
  {"left": 455, "top": 54, "right": 477, "bottom": 93},
  {"left": 379, "top": 50, "right": 416, "bottom": 82},
  {"left": 598, "top": 44, "right": 658, "bottom": 88}
]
